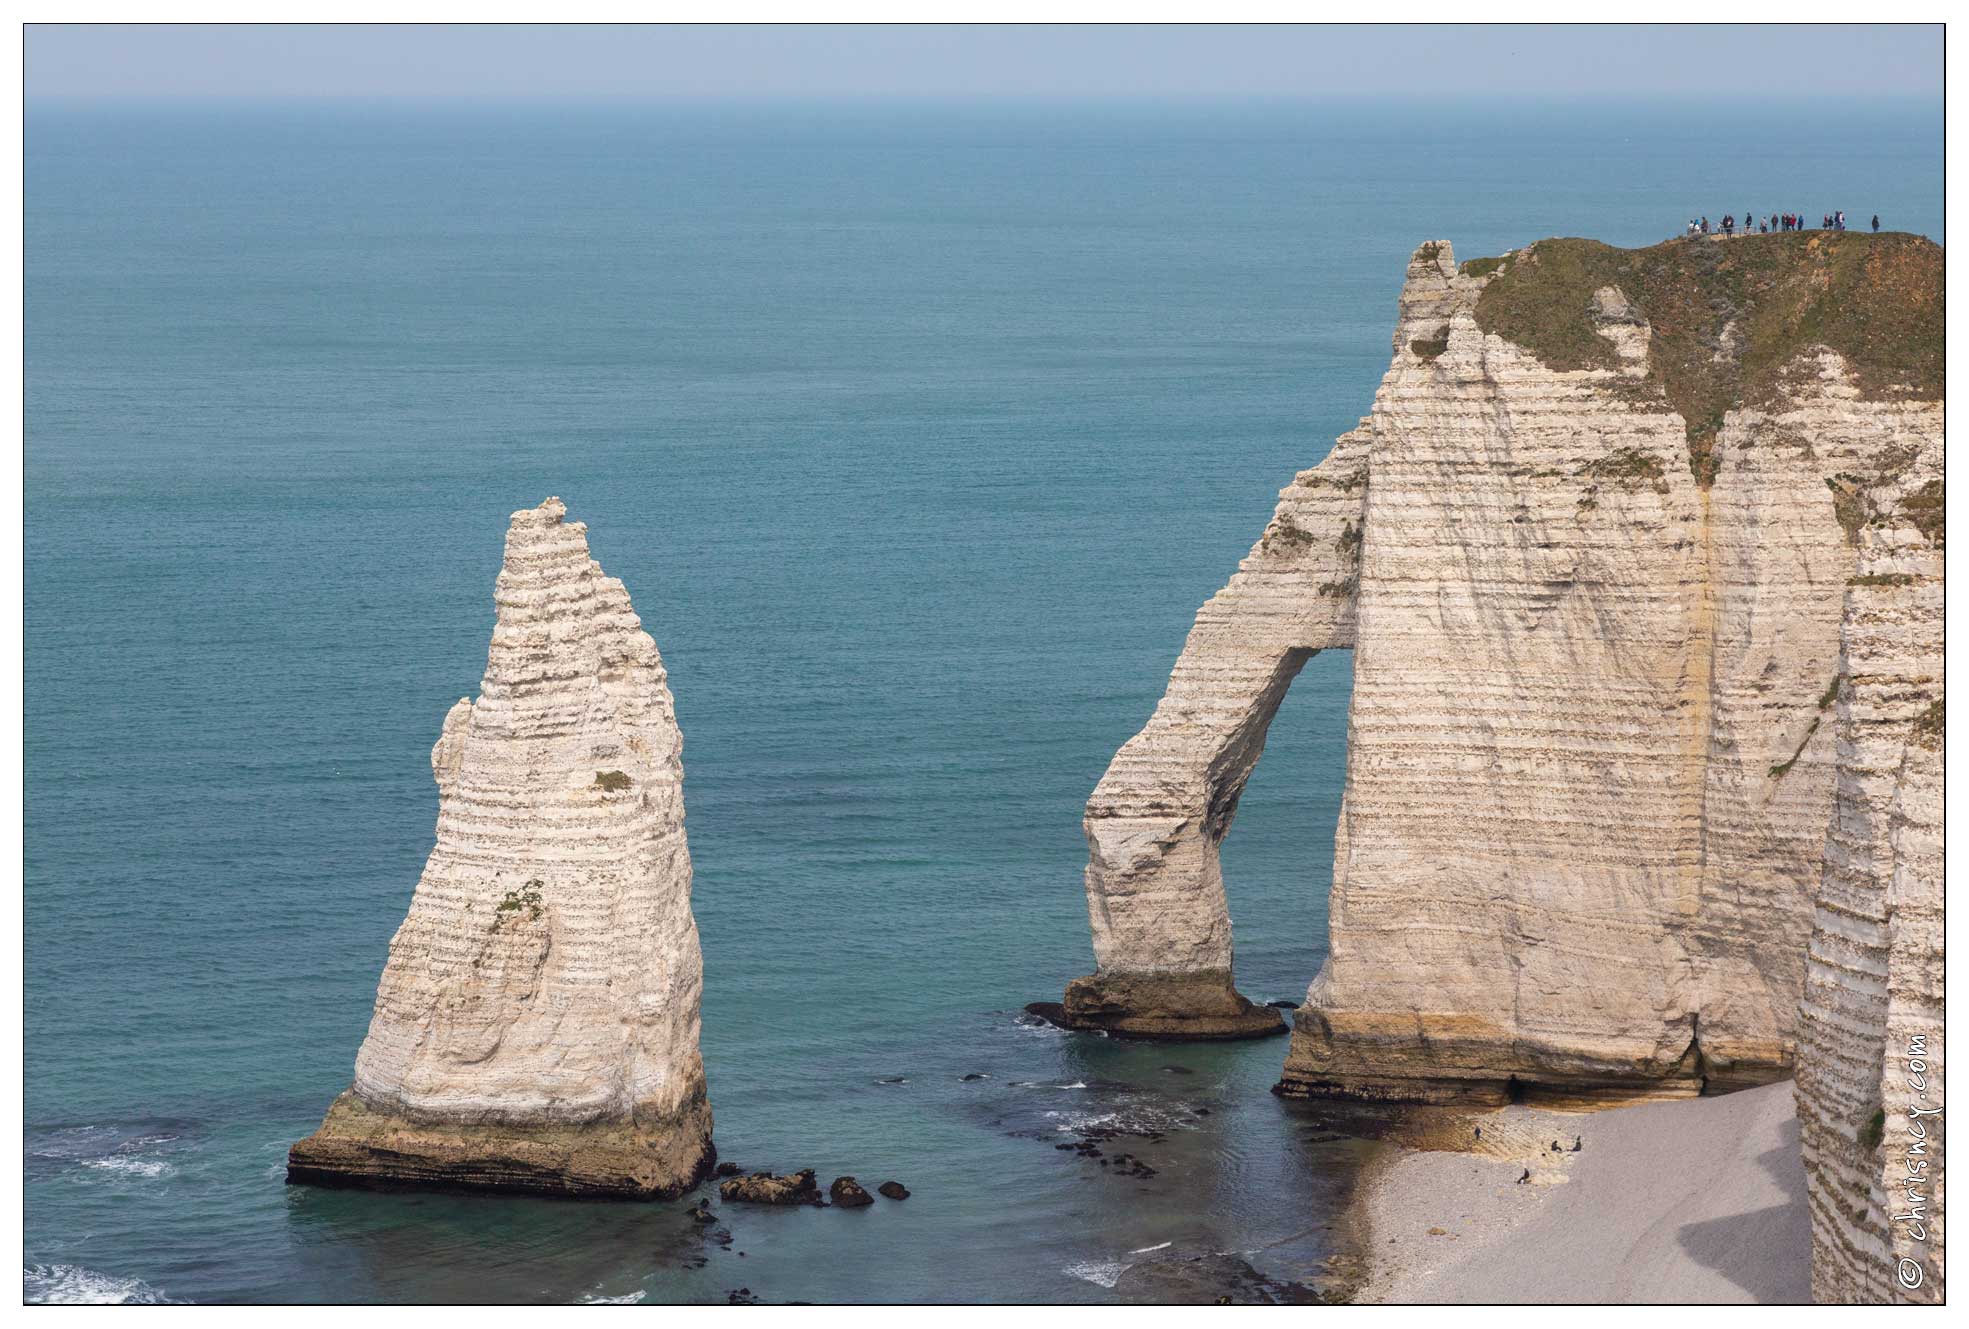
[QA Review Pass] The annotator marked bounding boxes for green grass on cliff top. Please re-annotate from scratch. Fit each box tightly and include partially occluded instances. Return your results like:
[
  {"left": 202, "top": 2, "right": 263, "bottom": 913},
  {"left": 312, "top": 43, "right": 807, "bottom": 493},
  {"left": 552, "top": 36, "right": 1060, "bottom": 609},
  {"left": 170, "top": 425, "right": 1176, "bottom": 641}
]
[{"left": 1465, "top": 232, "right": 1943, "bottom": 472}]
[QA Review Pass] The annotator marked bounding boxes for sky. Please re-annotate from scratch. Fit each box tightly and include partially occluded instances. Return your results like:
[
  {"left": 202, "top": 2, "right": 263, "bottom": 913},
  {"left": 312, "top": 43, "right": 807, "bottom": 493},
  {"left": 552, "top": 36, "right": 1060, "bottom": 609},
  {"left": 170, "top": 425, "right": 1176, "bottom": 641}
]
[{"left": 24, "top": 23, "right": 1945, "bottom": 99}]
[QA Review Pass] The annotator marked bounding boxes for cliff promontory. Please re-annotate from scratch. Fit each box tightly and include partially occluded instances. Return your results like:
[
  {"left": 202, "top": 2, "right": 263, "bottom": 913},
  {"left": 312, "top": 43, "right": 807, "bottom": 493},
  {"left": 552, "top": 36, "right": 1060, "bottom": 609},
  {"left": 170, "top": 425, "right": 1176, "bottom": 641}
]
[
  {"left": 289, "top": 498, "right": 715, "bottom": 1199},
  {"left": 1065, "top": 229, "right": 1942, "bottom": 1300}
]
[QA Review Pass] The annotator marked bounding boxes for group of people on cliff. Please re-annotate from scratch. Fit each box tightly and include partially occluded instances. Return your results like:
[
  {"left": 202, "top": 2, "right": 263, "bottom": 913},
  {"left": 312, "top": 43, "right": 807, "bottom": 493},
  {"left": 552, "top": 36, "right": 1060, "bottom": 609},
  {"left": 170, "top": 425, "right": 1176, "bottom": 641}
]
[{"left": 1684, "top": 211, "right": 1876, "bottom": 237}]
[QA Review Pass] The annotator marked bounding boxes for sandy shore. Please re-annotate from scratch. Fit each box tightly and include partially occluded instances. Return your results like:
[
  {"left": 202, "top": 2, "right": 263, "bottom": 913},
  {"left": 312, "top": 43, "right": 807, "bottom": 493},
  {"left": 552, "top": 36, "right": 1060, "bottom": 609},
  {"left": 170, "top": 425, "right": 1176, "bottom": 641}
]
[{"left": 1354, "top": 1080, "right": 1809, "bottom": 1303}]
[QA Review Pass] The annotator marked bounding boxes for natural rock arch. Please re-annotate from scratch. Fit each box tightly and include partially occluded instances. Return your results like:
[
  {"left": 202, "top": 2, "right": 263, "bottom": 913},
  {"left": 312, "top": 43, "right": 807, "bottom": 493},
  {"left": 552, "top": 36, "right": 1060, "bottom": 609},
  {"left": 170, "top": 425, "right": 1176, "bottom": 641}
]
[
  {"left": 1050, "top": 429, "right": 1369, "bottom": 1038},
  {"left": 1050, "top": 236, "right": 1940, "bottom": 1136}
]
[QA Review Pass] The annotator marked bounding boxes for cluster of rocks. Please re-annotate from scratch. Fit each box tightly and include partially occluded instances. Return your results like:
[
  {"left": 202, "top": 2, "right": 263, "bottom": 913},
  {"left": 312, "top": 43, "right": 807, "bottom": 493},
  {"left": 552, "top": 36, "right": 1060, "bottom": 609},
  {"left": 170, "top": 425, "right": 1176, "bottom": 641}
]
[
  {"left": 1049, "top": 1117, "right": 1168, "bottom": 1182},
  {"left": 714, "top": 1167, "right": 909, "bottom": 1208}
]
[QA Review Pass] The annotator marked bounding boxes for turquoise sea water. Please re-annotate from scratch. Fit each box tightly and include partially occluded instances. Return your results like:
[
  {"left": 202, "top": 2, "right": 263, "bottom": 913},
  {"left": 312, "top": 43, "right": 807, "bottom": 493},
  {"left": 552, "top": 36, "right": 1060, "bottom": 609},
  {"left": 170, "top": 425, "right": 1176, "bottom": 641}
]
[{"left": 24, "top": 97, "right": 1941, "bottom": 1304}]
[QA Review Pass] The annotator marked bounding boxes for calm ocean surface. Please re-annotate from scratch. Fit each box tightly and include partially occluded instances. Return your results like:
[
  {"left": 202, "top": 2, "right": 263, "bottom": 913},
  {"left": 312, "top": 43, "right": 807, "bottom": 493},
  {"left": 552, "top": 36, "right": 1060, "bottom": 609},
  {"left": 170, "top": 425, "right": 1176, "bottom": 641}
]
[{"left": 24, "top": 97, "right": 1942, "bottom": 1304}]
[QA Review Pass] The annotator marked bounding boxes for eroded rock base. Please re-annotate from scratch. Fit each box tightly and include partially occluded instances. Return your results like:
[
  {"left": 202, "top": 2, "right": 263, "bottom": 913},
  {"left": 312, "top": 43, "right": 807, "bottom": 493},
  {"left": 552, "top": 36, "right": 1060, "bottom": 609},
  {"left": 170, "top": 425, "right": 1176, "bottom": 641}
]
[
  {"left": 287, "top": 1091, "right": 716, "bottom": 1200},
  {"left": 1275, "top": 1009, "right": 1787, "bottom": 1107},
  {"left": 1042, "top": 970, "right": 1287, "bottom": 1041}
]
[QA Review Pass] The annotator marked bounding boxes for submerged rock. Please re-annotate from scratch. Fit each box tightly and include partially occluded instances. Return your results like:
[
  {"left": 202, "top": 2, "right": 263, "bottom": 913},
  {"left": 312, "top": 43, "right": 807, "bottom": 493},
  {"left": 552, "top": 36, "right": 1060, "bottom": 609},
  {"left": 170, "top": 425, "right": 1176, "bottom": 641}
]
[
  {"left": 288, "top": 498, "right": 714, "bottom": 1199},
  {"left": 1113, "top": 1253, "right": 1325, "bottom": 1305},
  {"left": 719, "top": 1169, "right": 822, "bottom": 1206}
]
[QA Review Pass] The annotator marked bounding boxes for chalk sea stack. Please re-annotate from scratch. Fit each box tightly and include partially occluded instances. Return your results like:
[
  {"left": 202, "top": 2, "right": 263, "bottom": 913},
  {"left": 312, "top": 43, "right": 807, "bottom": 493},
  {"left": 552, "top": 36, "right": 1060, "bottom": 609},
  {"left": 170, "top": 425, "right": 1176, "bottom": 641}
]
[{"left": 288, "top": 498, "right": 715, "bottom": 1199}]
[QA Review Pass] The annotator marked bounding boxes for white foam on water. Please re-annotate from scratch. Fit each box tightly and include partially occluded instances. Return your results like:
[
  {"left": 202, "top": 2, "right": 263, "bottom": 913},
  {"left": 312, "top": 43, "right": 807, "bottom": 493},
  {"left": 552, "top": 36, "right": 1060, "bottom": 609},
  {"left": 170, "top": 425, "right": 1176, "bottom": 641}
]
[
  {"left": 1064, "top": 1260, "right": 1128, "bottom": 1289},
  {"left": 578, "top": 1290, "right": 648, "bottom": 1304},
  {"left": 1128, "top": 1241, "right": 1172, "bottom": 1254},
  {"left": 24, "top": 1263, "right": 174, "bottom": 1304},
  {"left": 1046, "top": 1109, "right": 1120, "bottom": 1133},
  {"left": 81, "top": 1156, "right": 173, "bottom": 1179}
]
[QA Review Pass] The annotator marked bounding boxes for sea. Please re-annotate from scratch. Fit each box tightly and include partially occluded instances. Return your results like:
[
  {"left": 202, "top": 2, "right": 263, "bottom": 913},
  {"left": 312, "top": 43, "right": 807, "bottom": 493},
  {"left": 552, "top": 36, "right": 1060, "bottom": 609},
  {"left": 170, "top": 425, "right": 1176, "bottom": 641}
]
[{"left": 23, "top": 96, "right": 1943, "bottom": 1304}]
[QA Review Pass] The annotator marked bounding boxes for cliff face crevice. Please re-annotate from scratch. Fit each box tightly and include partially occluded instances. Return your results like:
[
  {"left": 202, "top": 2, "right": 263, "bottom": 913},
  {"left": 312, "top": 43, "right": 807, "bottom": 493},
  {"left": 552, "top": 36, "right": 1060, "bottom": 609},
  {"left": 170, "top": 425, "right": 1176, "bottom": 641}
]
[
  {"left": 1064, "top": 234, "right": 1939, "bottom": 1124},
  {"left": 290, "top": 498, "right": 715, "bottom": 1199}
]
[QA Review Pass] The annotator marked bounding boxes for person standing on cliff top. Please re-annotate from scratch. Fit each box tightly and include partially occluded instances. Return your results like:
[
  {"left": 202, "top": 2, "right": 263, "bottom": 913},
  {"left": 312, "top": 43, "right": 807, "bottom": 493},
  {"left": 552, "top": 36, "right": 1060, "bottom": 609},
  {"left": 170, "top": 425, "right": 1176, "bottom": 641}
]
[{"left": 1873, "top": 214, "right": 1881, "bottom": 232}]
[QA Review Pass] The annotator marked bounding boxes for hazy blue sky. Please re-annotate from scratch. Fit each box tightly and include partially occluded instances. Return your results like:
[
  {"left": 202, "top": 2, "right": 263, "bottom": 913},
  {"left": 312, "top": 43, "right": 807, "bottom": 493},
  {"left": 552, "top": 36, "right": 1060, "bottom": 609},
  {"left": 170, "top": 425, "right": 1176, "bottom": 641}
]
[{"left": 26, "top": 23, "right": 1943, "bottom": 98}]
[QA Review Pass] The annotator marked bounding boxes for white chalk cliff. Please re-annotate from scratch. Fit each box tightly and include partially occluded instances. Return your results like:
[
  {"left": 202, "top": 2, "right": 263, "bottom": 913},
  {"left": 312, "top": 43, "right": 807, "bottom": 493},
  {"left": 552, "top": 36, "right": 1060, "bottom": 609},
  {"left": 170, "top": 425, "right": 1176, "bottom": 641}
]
[
  {"left": 1795, "top": 464, "right": 1944, "bottom": 1303},
  {"left": 1067, "top": 232, "right": 1942, "bottom": 1301},
  {"left": 290, "top": 498, "right": 714, "bottom": 1198}
]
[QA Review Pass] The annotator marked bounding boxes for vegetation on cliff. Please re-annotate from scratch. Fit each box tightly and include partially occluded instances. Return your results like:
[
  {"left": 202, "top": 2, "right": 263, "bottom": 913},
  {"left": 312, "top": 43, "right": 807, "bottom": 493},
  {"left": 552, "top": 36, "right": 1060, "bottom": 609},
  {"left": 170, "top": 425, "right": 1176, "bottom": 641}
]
[{"left": 1464, "top": 233, "right": 1943, "bottom": 484}]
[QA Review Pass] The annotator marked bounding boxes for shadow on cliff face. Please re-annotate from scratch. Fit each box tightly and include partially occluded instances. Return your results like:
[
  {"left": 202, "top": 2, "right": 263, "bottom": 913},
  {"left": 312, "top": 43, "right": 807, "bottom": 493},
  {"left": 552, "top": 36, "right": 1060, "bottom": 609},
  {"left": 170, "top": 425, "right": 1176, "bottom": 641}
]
[{"left": 1672, "top": 1116, "right": 1811, "bottom": 1303}]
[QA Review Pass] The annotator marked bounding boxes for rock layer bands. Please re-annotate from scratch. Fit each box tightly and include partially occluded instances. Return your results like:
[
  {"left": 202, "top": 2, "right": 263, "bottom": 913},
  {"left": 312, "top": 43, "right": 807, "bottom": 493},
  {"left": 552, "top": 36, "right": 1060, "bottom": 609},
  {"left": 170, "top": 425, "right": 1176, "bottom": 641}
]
[{"left": 289, "top": 497, "right": 715, "bottom": 1199}]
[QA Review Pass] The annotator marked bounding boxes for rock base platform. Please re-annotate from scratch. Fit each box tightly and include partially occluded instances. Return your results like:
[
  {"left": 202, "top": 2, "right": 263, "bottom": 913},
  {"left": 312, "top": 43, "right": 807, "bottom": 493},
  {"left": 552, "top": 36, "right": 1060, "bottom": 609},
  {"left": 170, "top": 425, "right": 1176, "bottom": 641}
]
[
  {"left": 287, "top": 1091, "right": 716, "bottom": 1201},
  {"left": 1029, "top": 971, "right": 1288, "bottom": 1041}
]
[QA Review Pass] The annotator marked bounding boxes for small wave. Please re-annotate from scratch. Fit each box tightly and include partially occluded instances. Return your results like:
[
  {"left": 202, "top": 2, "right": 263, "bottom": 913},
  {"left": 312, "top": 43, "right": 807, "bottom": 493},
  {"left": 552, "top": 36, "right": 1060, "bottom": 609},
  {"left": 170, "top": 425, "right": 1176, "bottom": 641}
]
[
  {"left": 1065, "top": 1260, "right": 1128, "bottom": 1289},
  {"left": 1010, "top": 1080, "right": 1087, "bottom": 1090},
  {"left": 24, "top": 1264, "right": 174, "bottom": 1304},
  {"left": 1129, "top": 1241, "right": 1172, "bottom": 1254},
  {"left": 1047, "top": 1109, "right": 1120, "bottom": 1133},
  {"left": 81, "top": 1157, "right": 173, "bottom": 1179}
]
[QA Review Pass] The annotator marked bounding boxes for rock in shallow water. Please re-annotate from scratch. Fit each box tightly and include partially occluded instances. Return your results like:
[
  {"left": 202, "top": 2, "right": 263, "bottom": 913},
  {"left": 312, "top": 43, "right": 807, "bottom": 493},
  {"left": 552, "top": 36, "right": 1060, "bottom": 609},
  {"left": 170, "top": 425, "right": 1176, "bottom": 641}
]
[
  {"left": 877, "top": 1181, "right": 909, "bottom": 1200},
  {"left": 719, "top": 1169, "right": 822, "bottom": 1206},
  {"left": 828, "top": 1176, "right": 874, "bottom": 1208}
]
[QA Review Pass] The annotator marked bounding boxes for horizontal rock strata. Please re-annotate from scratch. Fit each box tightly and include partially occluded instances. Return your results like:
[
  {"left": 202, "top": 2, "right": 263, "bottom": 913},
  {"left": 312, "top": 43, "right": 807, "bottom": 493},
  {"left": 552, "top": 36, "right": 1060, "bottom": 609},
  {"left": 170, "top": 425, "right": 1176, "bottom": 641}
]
[
  {"left": 1068, "top": 233, "right": 1941, "bottom": 1119},
  {"left": 1280, "top": 234, "right": 1940, "bottom": 1107},
  {"left": 1795, "top": 452, "right": 1944, "bottom": 1303},
  {"left": 1061, "top": 425, "right": 1368, "bottom": 1038},
  {"left": 290, "top": 497, "right": 714, "bottom": 1199}
]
